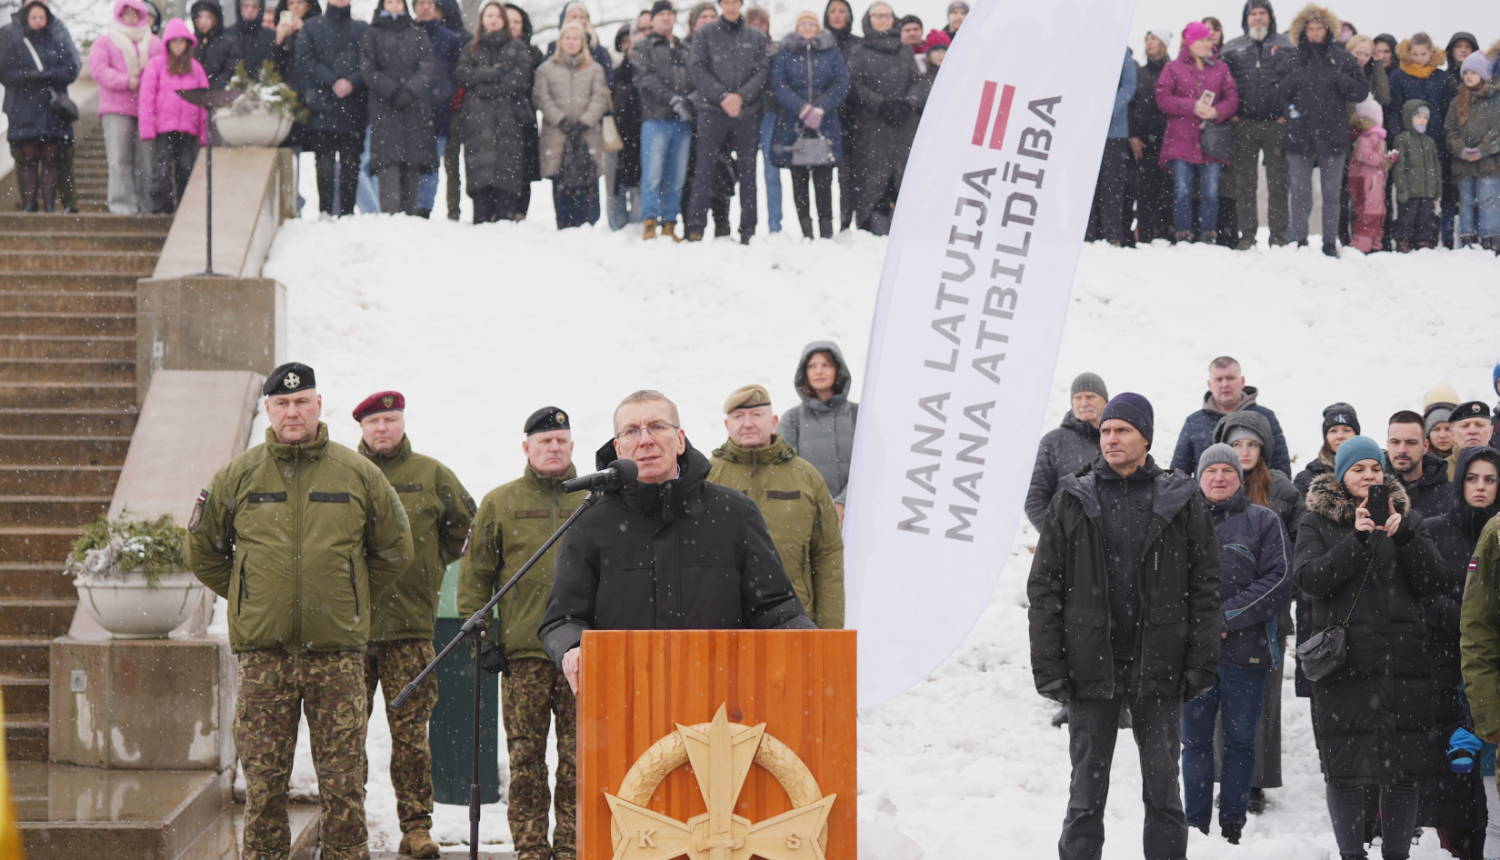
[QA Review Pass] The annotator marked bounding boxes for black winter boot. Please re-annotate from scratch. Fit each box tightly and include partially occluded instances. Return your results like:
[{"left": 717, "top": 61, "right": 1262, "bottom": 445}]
[
  {"left": 799, "top": 216, "right": 814, "bottom": 240},
  {"left": 1221, "top": 821, "right": 1242, "bottom": 844},
  {"left": 1322, "top": 241, "right": 1339, "bottom": 258}
]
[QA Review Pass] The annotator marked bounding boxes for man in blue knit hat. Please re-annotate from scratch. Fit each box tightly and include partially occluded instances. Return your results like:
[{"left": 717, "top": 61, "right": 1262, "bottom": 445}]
[{"left": 1028, "top": 392, "right": 1224, "bottom": 860}]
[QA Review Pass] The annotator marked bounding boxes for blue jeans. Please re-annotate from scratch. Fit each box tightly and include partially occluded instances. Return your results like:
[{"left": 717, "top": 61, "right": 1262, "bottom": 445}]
[
  {"left": 759, "top": 111, "right": 782, "bottom": 233},
  {"left": 639, "top": 119, "right": 692, "bottom": 222},
  {"left": 1182, "top": 664, "right": 1268, "bottom": 829},
  {"left": 1169, "top": 159, "right": 1220, "bottom": 233},
  {"left": 356, "top": 127, "right": 380, "bottom": 214},
  {"left": 1455, "top": 173, "right": 1500, "bottom": 239},
  {"left": 417, "top": 134, "right": 446, "bottom": 213}
]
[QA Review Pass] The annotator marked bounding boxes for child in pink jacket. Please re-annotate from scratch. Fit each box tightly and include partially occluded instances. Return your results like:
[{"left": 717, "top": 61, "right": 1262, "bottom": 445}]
[
  {"left": 138, "top": 17, "right": 207, "bottom": 214},
  {"left": 88, "top": 0, "right": 160, "bottom": 213},
  {"left": 1348, "top": 97, "right": 1398, "bottom": 253}
]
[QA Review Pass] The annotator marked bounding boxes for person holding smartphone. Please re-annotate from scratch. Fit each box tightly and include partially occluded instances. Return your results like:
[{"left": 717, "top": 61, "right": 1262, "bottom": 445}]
[{"left": 1295, "top": 435, "right": 1444, "bottom": 859}]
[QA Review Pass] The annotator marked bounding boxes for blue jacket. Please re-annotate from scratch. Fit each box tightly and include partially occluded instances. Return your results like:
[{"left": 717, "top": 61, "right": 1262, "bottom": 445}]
[
  {"left": 768, "top": 30, "right": 848, "bottom": 169},
  {"left": 1170, "top": 387, "right": 1292, "bottom": 478},
  {"left": 0, "top": 14, "right": 80, "bottom": 143},
  {"left": 1107, "top": 47, "right": 1136, "bottom": 139},
  {"left": 1208, "top": 489, "right": 1293, "bottom": 667},
  {"left": 418, "top": 18, "right": 461, "bottom": 133}
]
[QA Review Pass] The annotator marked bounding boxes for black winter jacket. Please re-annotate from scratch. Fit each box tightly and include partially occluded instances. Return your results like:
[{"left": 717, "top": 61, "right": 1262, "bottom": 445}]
[
  {"left": 1024, "top": 412, "right": 1099, "bottom": 531},
  {"left": 538, "top": 441, "right": 814, "bottom": 665},
  {"left": 687, "top": 14, "right": 769, "bottom": 116},
  {"left": 455, "top": 32, "right": 532, "bottom": 195},
  {"left": 1221, "top": 27, "right": 1294, "bottom": 120},
  {"left": 1393, "top": 452, "right": 1452, "bottom": 521},
  {"left": 1279, "top": 36, "right": 1368, "bottom": 157},
  {"left": 631, "top": 32, "right": 692, "bottom": 122},
  {"left": 417, "top": 18, "right": 461, "bottom": 133},
  {"left": 190, "top": 0, "right": 241, "bottom": 88},
  {"left": 1128, "top": 55, "right": 1168, "bottom": 141},
  {"left": 231, "top": 0, "right": 277, "bottom": 79},
  {"left": 297, "top": 3, "right": 368, "bottom": 133},
  {"left": 1027, "top": 456, "right": 1223, "bottom": 701},
  {"left": 1295, "top": 472, "right": 1443, "bottom": 783},
  {"left": 1208, "top": 490, "right": 1293, "bottom": 667},
  {"left": 360, "top": 11, "right": 435, "bottom": 170}
]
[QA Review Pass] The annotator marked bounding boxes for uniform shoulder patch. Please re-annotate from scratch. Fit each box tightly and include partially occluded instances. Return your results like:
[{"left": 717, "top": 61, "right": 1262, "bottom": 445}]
[{"left": 188, "top": 489, "right": 209, "bottom": 532}]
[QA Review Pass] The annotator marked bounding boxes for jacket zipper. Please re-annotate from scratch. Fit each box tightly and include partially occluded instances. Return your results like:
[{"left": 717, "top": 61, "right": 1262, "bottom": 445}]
[
  {"left": 348, "top": 554, "right": 360, "bottom": 616},
  {"left": 237, "top": 552, "right": 248, "bottom": 616},
  {"left": 292, "top": 446, "right": 302, "bottom": 645}
]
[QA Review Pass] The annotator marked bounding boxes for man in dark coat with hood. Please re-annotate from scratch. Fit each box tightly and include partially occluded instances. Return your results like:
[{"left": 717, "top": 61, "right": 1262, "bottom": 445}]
[
  {"left": 1028, "top": 392, "right": 1223, "bottom": 860},
  {"left": 298, "top": 0, "right": 368, "bottom": 215},
  {"left": 191, "top": 0, "right": 242, "bottom": 88},
  {"left": 1171, "top": 356, "right": 1292, "bottom": 478},
  {"left": 539, "top": 390, "right": 814, "bottom": 693},
  {"left": 1026, "top": 372, "right": 1108, "bottom": 531},
  {"left": 230, "top": 0, "right": 276, "bottom": 78},
  {"left": 1386, "top": 410, "right": 1451, "bottom": 520},
  {"left": 1221, "top": 0, "right": 1293, "bottom": 249}
]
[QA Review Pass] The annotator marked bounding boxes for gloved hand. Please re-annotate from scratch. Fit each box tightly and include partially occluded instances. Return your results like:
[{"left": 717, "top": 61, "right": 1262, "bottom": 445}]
[
  {"left": 391, "top": 87, "right": 413, "bottom": 109},
  {"left": 1449, "top": 727, "right": 1482, "bottom": 773},
  {"left": 1036, "top": 678, "right": 1071, "bottom": 704},
  {"left": 558, "top": 117, "right": 578, "bottom": 134},
  {"left": 670, "top": 94, "right": 693, "bottom": 122},
  {"left": 799, "top": 103, "right": 824, "bottom": 130},
  {"left": 878, "top": 98, "right": 911, "bottom": 126},
  {"left": 1180, "top": 668, "right": 1216, "bottom": 703},
  {"left": 479, "top": 642, "right": 510, "bottom": 676}
]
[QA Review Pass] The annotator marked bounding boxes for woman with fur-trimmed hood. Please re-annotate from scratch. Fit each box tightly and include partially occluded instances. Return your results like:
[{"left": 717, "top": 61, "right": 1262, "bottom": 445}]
[
  {"left": 1295, "top": 435, "right": 1444, "bottom": 858},
  {"left": 1389, "top": 32, "right": 1454, "bottom": 150}
]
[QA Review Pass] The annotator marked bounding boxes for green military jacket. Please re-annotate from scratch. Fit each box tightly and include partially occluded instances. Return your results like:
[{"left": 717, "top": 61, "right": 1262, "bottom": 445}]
[
  {"left": 458, "top": 464, "right": 587, "bottom": 661},
  {"left": 1462, "top": 516, "right": 1500, "bottom": 735},
  {"left": 188, "top": 423, "right": 413, "bottom": 653},
  {"left": 359, "top": 435, "right": 475, "bottom": 642},
  {"left": 707, "top": 435, "right": 845, "bottom": 628}
]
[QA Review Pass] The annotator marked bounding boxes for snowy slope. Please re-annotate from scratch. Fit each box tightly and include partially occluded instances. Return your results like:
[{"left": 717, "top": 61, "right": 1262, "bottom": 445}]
[{"left": 257, "top": 213, "right": 1500, "bottom": 855}]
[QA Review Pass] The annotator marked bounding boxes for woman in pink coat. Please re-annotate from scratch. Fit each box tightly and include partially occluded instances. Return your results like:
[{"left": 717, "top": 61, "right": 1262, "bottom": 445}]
[
  {"left": 88, "top": 0, "right": 160, "bottom": 213},
  {"left": 138, "top": 18, "right": 207, "bottom": 214},
  {"left": 1155, "top": 20, "right": 1239, "bottom": 244}
]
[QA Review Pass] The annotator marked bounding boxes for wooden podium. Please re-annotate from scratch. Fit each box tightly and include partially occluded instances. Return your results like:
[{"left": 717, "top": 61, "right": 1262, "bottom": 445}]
[{"left": 577, "top": 629, "right": 856, "bottom": 860}]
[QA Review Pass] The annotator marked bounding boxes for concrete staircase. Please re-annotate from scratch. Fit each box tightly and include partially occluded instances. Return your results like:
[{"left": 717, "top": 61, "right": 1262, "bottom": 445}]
[{"left": 0, "top": 156, "right": 170, "bottom": 760}]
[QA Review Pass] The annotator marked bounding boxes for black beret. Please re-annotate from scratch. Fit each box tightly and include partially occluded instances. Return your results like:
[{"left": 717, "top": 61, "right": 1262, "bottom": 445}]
[
  {"left": 1452, "top": 401, "right": 1492, "bottom": 422},
  {"left": 524, "top": 406, "right": 571, "bottom": 435},
  {"left": 263, "top": 362, "right": 316, "bottom": 397}
]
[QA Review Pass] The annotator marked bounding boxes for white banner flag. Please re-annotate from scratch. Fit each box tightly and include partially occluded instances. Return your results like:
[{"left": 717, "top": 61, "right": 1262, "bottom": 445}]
[{"left": 845, "top": 0, "right": 1137, "bottom": 709}]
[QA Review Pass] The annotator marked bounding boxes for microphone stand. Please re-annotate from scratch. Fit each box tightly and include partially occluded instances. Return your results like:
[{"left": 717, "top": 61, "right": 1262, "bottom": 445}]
[{"left": 391, "top": 489, "right": 603, "bottom": 860}]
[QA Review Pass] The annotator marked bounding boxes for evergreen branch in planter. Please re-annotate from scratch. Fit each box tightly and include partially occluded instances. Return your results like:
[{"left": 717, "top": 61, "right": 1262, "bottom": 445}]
[
  {"left": 65, "top": 511, "right": 189, "bottom": 590},
  {"left": 227, "top": 60, "right": 311, "bottom": 125}
]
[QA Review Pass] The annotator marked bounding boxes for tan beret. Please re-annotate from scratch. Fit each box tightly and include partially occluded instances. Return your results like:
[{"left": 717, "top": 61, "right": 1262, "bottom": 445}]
[{"left": 723, "top": 384, "right": 772, "bottom": 414}]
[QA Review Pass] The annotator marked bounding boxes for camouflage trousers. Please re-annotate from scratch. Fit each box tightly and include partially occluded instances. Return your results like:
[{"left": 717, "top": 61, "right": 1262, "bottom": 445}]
[
  {"left": 235, "top": 649, "right": 369, "bottom": 860},
  {"left": 503, "top": 657, "right": 577, "bottom": 860},
  {"left": 363, "top": 639, "right": 439, "bottom": 834}
]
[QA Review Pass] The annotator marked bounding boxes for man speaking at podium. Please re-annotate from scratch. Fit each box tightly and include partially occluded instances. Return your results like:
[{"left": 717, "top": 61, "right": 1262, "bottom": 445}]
[{"left": 539, "top": 390, "right": 815, "bottom": 693}]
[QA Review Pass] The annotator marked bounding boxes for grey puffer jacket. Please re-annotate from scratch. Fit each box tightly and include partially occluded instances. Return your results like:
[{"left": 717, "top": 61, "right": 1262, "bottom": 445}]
[
  {"left": 779, "top": 340, "right": 857, "bottom": 505},
  {"left": 1025, "top": 412, "right": 1100, "bottom": 531},
  {"left": 360, "top": 11, "right": 436, "bottom": 170}
]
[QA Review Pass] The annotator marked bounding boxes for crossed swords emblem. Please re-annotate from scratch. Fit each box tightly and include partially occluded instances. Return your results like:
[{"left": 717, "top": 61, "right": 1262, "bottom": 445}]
[{"left": 605, "top": 705, "right": 836, "bottom": 860}]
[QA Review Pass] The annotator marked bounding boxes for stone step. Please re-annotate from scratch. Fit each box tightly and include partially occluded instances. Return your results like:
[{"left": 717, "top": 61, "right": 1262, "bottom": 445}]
[
  {"left": 0, "top": 638, "right": 52, "bottom": 678},
  {"left": 4, "top": 714, "right": 47, "bottom": 762},
  {"left": 0, "top": 251, "right": 156, "bottom": 275},
  {"left": 0, "top": 313, "right": 136, "bottom": 337},
  {"left": 0, "top": 233, "right": 165, "bottom": 253},
  {"left": 0, "top": 335, "right": 134, "bottom": 360},
  {"left": 0, "top": 436, "right": 132, "bottom": 466},
  {"left": 0, "top": 527, "right": 82, "bottom": 563},
  {"left": 0, "top": 496, "right": 111, "bottom": 527},
  {"left": 0, "top": 563, "right": 77, "bottom": 599},
  {"left": 0, "top": 358, "right": 136, "bottom": 383},
  {"left": 19, "top": 766, "right": 231, "bottom": 859},
  {"left": 0, "top": 273, "right": 140, "bottom": 292},
  {"left": 2, "top": 676, "right": 48, "bottom": 714},
  {"left": 0, "top": 465, "right": 123, "bottom": 496},
  {"left": 0, "top": 382, "right": 136, "bottom": 409},
  {"left": 0, "top": 409, "right": 137, "bottom": 436},
  {"left": 0, "top": 599, "right": 78, "bottom": 637},
  {"left": 0, "top": 291, "right": 135, "bottom": 314}
]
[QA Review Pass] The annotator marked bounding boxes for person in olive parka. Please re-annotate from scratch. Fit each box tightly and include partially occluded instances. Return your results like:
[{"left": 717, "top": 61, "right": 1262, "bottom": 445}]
[
  {"left": 353, "top": 391, "right": 473, "bottom": 860},
  {"left": 458, "top": 406, "right": 588, "bottom": 860},
  {"left": 708, "top": 384, "right": 845, "bottom": 629},
  {"left": 188, "top": 363, "right": 413, "bottom": 860},
  {"left": 361, "top": 0, "right": 436, "bottom": 214}
]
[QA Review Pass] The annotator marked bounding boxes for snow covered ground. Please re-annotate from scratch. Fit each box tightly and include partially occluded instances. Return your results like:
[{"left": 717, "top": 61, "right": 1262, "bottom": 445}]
[{"left": 252, "top": 210, "right": 1500, "bottom": 857}]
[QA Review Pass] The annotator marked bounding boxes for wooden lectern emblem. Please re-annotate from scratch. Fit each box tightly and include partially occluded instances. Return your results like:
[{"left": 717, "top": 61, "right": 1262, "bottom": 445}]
[{"left": 605, "top": 704, "right": 836, "bottom": 860}]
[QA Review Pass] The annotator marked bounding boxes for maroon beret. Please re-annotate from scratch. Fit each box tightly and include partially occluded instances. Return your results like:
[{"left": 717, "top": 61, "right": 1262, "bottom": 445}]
[{"left": 353, "top": 391, "right": 405, "bottom": 422}]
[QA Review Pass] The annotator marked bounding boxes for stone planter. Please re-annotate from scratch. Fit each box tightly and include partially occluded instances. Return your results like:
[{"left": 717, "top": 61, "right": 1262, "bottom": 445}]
[
  {"left": 75, "top": 571, "right": 206, "bottom": 639},
  {"left": 213, "top": 109, "right": 293, "bottom": 147}
]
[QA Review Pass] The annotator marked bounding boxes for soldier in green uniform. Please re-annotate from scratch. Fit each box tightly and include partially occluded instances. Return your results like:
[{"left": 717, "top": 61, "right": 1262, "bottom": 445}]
[
  {"left": 353, "top": 391, "right": 475, "bottom": 860},
  {"left": 187, "top": 363, "right": 413, "bottom": 860},
  {"left": 457, "top": 407, "right": 588, "bottom": 860},
  {"left": 707, "top": 384, "right": 845, "bottom": 628}
]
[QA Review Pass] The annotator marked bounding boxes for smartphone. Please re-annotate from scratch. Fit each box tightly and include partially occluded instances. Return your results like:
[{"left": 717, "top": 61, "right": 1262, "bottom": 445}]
[
  {"left": 279, "top": 10, "right": 293, "bottom": 24},
  {"left": 1366, "top": 483, "right": 1390, "bottom": 527},
  {"left": 1198, "top": 90, "right": 1216, "bottom": 107}
]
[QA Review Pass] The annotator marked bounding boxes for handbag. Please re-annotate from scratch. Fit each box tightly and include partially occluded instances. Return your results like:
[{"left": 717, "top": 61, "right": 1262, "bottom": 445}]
[
  {"left": 1199, "top": 119, "right": 1232, "bottom": 161},
  {"left": 790, "top": 46, "right": 836, "bottom": 168},
  {"left": 1294, "top": 555, "right": 1373, "bottom": 683},
  {"left": 601, "top": 114, "right": 624, "bottom": 153},
  {"left": 21, "top": 36, "right": 77, "bottom": 123}
]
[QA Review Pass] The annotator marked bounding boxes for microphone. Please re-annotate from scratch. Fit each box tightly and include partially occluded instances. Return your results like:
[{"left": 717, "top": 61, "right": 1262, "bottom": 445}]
[{"left": 561, "top": 459, "right": 638, "bottom": 493}]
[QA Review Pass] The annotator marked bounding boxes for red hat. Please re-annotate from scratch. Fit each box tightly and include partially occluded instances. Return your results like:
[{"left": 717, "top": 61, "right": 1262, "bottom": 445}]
[
  {"left": 353, "top": 391, "right": 405, "bottom": 422},
  {"left": 923, "top": 28, "right": 950, "bottom": 52}
]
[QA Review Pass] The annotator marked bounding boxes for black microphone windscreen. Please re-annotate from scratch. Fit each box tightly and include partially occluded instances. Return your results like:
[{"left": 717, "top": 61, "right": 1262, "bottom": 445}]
[{"left": 610, "top": 459, "right": 639, "bottom": 484}]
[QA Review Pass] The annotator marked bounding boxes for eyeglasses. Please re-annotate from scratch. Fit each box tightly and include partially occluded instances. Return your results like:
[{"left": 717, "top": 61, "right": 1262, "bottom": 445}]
[{"left": 615, "top": 422, "right": 679, "bottom": 444}]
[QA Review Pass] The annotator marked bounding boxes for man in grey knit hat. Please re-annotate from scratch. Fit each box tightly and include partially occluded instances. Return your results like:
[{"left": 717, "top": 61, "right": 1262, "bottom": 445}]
[{"left": 1027, "top": 373, "right": 1111, "bottom": 531}]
